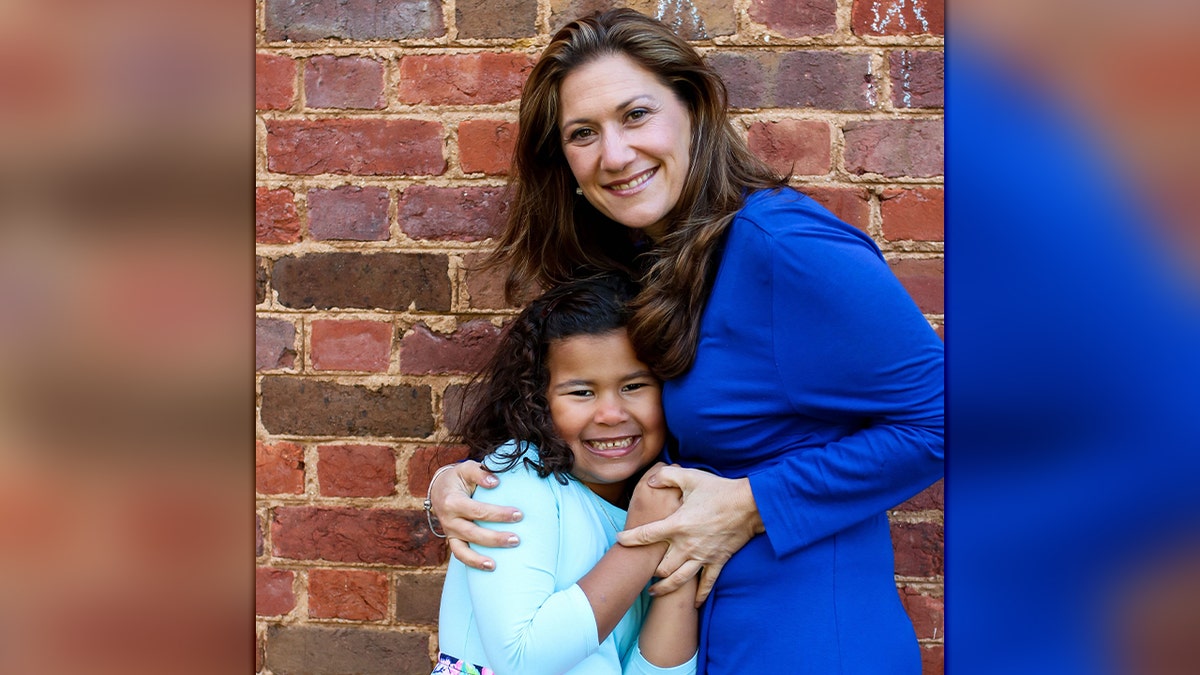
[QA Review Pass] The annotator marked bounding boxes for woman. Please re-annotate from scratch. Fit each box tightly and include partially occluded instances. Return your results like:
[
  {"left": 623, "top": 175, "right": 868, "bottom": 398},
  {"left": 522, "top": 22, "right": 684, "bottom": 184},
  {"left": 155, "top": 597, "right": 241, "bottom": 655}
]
[{"left": 429, "top": 9, "right": 943, "bottom": 673}]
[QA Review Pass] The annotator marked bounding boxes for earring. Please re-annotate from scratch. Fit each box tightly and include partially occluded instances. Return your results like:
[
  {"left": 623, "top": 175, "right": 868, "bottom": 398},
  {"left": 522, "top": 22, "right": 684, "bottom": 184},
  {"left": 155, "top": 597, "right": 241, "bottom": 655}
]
[{"left": 575, "top": 187, "right": 583, "bottom": 195}]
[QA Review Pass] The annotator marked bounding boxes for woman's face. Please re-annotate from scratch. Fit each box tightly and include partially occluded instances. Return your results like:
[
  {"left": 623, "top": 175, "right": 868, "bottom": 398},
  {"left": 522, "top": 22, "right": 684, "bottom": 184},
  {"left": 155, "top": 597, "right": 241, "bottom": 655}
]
[{"left": 558, "top": 53, "right": 693, "bottom": 240}]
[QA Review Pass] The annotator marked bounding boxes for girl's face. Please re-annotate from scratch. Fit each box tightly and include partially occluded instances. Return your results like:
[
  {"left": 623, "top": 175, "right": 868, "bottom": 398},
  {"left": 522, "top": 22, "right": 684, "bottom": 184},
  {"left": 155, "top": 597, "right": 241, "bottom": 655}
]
[
  {"left": 545, "top": 328, "right": 665, "bottom": 504},
  {"left": 558, "top": 53, "right": 693, "bottom": 241}
]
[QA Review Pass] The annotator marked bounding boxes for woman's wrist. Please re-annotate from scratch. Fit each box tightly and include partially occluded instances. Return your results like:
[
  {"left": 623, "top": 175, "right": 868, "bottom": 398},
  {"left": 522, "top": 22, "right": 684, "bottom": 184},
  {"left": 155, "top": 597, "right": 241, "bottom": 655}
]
[{"left": 423, "top": 463, "right": 460, "bottom": 538}]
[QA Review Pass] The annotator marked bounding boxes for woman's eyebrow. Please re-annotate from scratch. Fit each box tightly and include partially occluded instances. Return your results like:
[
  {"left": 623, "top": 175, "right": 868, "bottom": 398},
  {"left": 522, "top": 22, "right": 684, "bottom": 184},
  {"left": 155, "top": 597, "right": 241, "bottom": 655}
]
[{"left": 561, "top": 95, "right": 650, "bottom": 128}]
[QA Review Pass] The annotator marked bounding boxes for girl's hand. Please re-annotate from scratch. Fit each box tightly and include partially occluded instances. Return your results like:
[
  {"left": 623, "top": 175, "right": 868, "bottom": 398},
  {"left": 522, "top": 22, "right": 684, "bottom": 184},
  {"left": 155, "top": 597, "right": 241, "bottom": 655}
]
[
  {"left": 616, "top": 465, "right": 765, "bottom": 606},
  {"left": 626, "top": 462, "right": 682, "bottom": 529},
  {"left": 429, "top": 461, "right": 523, "bottom": 571}
]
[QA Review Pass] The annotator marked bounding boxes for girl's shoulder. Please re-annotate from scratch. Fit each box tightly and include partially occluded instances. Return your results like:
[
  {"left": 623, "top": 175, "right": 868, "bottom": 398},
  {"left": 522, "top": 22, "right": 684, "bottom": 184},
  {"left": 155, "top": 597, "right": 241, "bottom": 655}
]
[{"left": 476, "top": 441, "right": 563, "bottom": 504}]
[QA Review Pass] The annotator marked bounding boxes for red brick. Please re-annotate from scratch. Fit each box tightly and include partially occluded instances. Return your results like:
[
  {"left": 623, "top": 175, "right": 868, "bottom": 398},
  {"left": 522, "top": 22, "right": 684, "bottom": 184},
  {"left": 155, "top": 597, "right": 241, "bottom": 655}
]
[
  {"left": 921, "top": 644, "right": 944, "bottom": 675},
  {"left": 881, "top": 187, "right": 943, "bottom": 241},
  {"left": 256, "top": 317, "right": 298, "bottom": 371},
  {"left": 308, "top": 568, "right": 389, "bottom": 621},
  {"left": 709, "top": 51, "right": 873, "bottom": 111},
  {"left": 851, "top": 0, "right": 944, "bottom": 37},
  {"left": 803, "top": 186, "right": 871, "bottom": 233},
  {"left": 888, "top": 257, "right": 944, "bottom": 314},
  {"left": 318, "top": 444, "right": 397, "bottom": 497},
  {"left": 398, "top": 53, "right": 533, "bottom": 105},
  {"left": 891, "top": 520, "right": 943, "bottom": 577},
  {"left": 256, "top": 440, "right": 305, "bottom": 495},
  {"left": 271, "top": 506, "right": 447, "bottom": 566},
  {"left": 272, "top": 252, "right": 451, "bottom": 312},
  {"left": 890, "top": 50, "right": 944, "bottom": 109},
  {"left": 458, "top": 119, "right": 517, "bottom": 176},
  {"left": 256, "top": 187, "right": 300, "bottom": 244},
  {"left": 256, "top": 52, "right": 295, "bottom": 111},
  {"left": 307, "top": 185, "right": 391, "bottom": 241},
  {"left": 310, "top": 319, "right": 393, "bottom": 372},
  {"left": 256, "top": 567, "right": 295, "bottom": 616},
  {"left": 749, "top": 0, "right": 837, "bottom": 37},
  {"left": 266, "top": 625, "right": 433, "bottom": 674},
  {"left": 266, "top": 119, "right": 445, "bottom": 176},
  {"left": 395, "top": 571, "right": 444, "bottom": 624},
  {"left": 260, "top": 376, "right": 435, "bottom": 439},
  {"left": 843, "top": 119, "right": 943, "bottom": 178},
  {"left": 896, "top": 479, "right": 944, "bottom": 511},
  {"left": 398, "top": 185, "right": 508, "bottom": 242},
  {"left": 747, "top": 119, "right": 832, "bottom": 177},
  {"left": 400, "top": 320, "right": 503, "bottom": 375},
  {"left": 305, "top": 55, "right": 386, "bottom": 110},
  {"left": 406, "top": 445, "right": 470, "bottom": 498},
  {"left": 264, "top": 0, "right": 445, "bottom": 42},
  {"left": 898, "top": 585, "right": 944, "bottom": 640},
  {"left": 457, "top": 0, "right": 536, "bottom": 38}
]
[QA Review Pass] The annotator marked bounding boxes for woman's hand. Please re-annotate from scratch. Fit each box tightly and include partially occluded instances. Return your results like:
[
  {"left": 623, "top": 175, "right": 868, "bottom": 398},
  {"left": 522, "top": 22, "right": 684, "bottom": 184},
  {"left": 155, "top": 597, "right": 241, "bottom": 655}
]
[
  {"left": 616, "top": 465, "right": 765, "bottom": 606},
  {"left": 428, "top": 461, "right": 523, "bottom": 571}
]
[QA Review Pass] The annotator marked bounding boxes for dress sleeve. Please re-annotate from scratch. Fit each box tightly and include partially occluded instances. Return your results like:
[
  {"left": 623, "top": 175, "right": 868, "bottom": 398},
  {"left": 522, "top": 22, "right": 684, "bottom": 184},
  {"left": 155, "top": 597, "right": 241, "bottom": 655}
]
[
  {"left": 623, "top": 645, "right": 698, "bottom": 675},
  {"left": 465, "top": 467, "right": 601, "bottom": 674},
  {"left": 747, "top": 214, "right": 945, "bottom": 557}
]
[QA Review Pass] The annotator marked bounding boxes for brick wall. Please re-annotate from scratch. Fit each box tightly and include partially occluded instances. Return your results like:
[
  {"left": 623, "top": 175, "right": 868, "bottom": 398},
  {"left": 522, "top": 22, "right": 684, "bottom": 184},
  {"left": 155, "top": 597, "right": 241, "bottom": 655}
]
[{"left": 255, "top": 1, "right": 944, "bottom": 673}]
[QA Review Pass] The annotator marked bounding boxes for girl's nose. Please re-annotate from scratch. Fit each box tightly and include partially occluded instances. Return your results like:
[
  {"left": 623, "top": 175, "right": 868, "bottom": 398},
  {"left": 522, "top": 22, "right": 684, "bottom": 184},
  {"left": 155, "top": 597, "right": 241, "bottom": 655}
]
[{"left": 593, "top": 397, "right": 630, "bottom": 425}]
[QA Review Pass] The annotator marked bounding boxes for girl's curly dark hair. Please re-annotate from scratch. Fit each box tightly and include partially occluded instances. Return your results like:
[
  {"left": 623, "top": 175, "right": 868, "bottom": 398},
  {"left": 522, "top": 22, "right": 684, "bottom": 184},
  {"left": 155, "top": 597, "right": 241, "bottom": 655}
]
[{"left": 455, "top": 273, "right": 642, "bottom": 483}]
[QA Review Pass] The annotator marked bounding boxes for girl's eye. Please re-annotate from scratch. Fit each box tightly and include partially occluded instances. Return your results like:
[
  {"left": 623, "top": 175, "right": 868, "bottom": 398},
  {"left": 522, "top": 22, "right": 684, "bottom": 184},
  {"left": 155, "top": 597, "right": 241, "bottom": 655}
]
[
  {"left": 622, "top": 382, "right": 651, "bottom": 393},
  {"left": 568, "top": 389, "right": 593, "bottom": 398}
]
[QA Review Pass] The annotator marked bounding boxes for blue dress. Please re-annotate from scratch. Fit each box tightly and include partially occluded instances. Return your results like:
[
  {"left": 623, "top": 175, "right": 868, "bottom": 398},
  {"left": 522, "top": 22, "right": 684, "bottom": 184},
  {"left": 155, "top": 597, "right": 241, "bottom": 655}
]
[{"left": 662, "top": 188, "right": 944, "bottom": 673}]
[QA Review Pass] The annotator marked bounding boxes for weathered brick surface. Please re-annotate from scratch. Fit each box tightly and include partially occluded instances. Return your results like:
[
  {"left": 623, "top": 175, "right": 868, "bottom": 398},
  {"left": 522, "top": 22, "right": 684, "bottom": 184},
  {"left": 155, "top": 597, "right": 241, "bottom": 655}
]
[
  {"left": 622, "top": 0, "right": 737, "bottom": 39},
  {"left": 890, "top": 50, "right": 944, "bottom": 109},
  {"left": 305, "top": 55, "right": 386, "bottom": 110},
  {"left": 899, "top": 584, "right": 944, "bottom": 640},
  {"left": 891, "top": 520, "right": 944, "bottom": 577},
  {"left": 406, "top": 445, "right": 470, "bottom": 498},
  {"left": 261, "top": 376, "right": 434, "bottom": 438},
  {"left": 398, "top": 186, "right": 508, "bottom": 242},
  {"left": 264, "top": 0, "right": 445, "bottom": 42},
  {"left": 463, "top": 253, "right": 541, "bottom": 310},
  {"left": 710, "top": 51, "right": 873, "bottom": 111},
  {"left": 881, "top": 187, "right": 943, "bottom": 241},
  {"left": 256, "top": 317, "right": 298, "bottom": 371},
  {"left": 749, "top": 0, "right": 837, "bottom": 37},
  {"left": 922, "top": 645, "right": 944, "bottom": 675},
  {"left": 889, "top": 257, "right": 943, "bottom": 314},
  {"left": 458, "top": 119, "right": 517, "bottom": 176},
  {"left": 308, "top": 568, "right": 390, "bottom": 620},
  {"left": 395, "top": 571, "right": 444, "bottom": 624},
  {"left": 398, "top": 53, "right": 533, "bottom": 106},
  {"left": 256, "top": 52, "right": 295, "bottom": 111},
  {"left": 851, "top": 0, "right": 944, "bottom": 37},
  {"left": 399, "top": 320, "right": 503, "bottom": 375},
  {"left": 256, "top": 440, "right": 306, "bottom": 495},
  {"left": 265, "top": 624, "right": 433, "bottom": 675},
  {"left": 317, "top": 444, "right": 397, "bottom": 497},
  {"left": 843, "top": 119, "right": 944, "bottom": 178},
  {"left": 310, "top": 319, "right": 393, "bottom": 372},
  {"left": 256, "top": 187, "right": 301, "bottom": 244},
  {"left": 256, "top": 567, "right": 296, "bottom": 617},
  {"left": 267, "top": 119, "right": 446, "bottom": 176},
  {"left": 896, "top": 479, "right": 944, "bottom": 511},
  {"left": 272, "top": 252, "right": 451, "bottom": 311},
  {"left": 747, "top": 119, "right": 832, "bottom": 177},
  {"left": 803, "top": 185, "right": 872, "bottom": 233},
  {"left": 272, "top": 506, "right": 447, "bottom": 565},
  {"left": 307, "top": 185, "right": 391, "bottom": 241},
  {"left": 256, "top": 256, "right": 268, "bottom": 306},
  {"left": 457, "top": 0, "right": 537, "bottom": 38}
]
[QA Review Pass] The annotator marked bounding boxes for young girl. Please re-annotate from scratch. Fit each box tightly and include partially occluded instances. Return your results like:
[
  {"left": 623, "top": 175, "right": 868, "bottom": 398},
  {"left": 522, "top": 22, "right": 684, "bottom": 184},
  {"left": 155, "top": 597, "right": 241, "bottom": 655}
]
[{"left": 433, "top": 275, "right": 698, "bottom": 675}]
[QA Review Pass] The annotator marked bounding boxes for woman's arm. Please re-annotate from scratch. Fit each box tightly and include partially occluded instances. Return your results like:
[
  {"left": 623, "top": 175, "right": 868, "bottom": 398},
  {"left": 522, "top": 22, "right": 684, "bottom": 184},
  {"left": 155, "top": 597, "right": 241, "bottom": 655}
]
[{"left": 428, "top": 460, "right": 522, "bottom": 570}]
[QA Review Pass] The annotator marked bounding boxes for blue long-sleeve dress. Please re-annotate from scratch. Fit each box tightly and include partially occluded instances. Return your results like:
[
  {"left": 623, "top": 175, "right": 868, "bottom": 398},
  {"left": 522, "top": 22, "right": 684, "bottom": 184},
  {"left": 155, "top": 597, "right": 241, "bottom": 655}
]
[{"left": 662, "top": 187, "right": 944, "bottom": 673}]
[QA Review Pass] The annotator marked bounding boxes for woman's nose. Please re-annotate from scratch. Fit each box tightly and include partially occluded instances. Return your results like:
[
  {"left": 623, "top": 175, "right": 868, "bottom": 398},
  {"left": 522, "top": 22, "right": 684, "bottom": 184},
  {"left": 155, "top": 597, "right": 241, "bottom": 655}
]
[{"left": 599, "top": 131, "right": 635, "bottom": 173}]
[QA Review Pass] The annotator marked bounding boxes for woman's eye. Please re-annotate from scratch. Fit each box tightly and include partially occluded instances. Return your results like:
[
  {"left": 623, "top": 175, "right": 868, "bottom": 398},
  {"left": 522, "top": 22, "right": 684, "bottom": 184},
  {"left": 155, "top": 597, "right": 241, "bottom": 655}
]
[
  {"left": 568, "top": 128, "right": 594, "bottom": 142},
  {"left": 627, "top": 108, "right": 649, "bottom": 122}
]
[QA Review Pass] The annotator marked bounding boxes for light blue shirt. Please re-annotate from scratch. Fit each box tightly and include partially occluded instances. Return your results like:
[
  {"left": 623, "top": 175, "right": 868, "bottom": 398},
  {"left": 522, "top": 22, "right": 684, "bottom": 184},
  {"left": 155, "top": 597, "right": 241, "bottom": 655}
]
[{"left": 436, "top": 442, "right": 697, "bottom": 675}]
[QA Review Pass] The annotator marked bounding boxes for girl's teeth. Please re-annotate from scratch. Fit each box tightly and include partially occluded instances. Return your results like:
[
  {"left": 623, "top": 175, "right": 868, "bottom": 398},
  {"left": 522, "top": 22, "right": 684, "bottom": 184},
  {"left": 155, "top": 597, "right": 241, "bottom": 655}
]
[{"left": 592, "top": 438, "right": 633, "bottom": 450}]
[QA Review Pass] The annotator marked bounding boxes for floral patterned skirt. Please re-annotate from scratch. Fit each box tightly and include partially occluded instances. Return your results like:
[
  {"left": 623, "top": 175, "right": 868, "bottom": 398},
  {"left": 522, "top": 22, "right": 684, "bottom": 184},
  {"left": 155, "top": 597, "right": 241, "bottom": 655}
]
[{"left": 432, "top": 652, "right": 495, "bottom": 675}]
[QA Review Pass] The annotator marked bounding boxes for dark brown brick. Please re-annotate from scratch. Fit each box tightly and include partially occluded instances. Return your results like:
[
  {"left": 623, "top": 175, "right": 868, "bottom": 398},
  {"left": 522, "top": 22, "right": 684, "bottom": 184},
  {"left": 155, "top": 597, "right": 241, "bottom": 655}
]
[
  {"left": 309, "top": 568, "right": 389, "bottom": 621},
  {"left": 305, "top": 55, "right": 386, "bottom": 110},
  {"left": 265, "top": 624, "right": 432, "bottom": 675},
  {"left": 272, "top": 506, "right": 447, "bottom": 566},
  {"left": 256, "top": 256, "right": 269, "bottom": 306},
  {"left": 256, "top": 317, "right": 298, "bottom": 371},
  {"left": 891, "top": 520, "right": 943, "bottom": 577},
  {"left": 400, "top": 320, "right": 503, "bottom": 375},
  {"left": 749, "top": 0, "right": 837, "bottom": 37},
  {"left": 890, "top": 50, "right": 944, "bottom": 109},
  {"left": 709, "top": 51, "right": 873, "bottom": 111},
  {"left": 463, "top": 253, "right": 540, "bottom": 310},
  {"left": 843, "top": 119, "right": 943, "bottom": 178},
  {"left": 272, "top": 252, "right": 450, "bottom": 311},
  {"left": 395, "top": 571, "right": 444, "bottom": 625},
  {"left": 266, "top": 119, "right": 445, "bottom": 176},
  {"left": 264, "top": 0, "right": 445, "bottom": 42},
  {"left": 398, "top": 186, "right": 508, "bottom": 242},
  {"left": 259, "top": 376, "right": 435, "bottom": 438},
  {"left": 317, "top": 444, "right": 397, "bottom": 497},
  {"left": 457, "top": 0, "right": 536, "bottom": 38}
]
